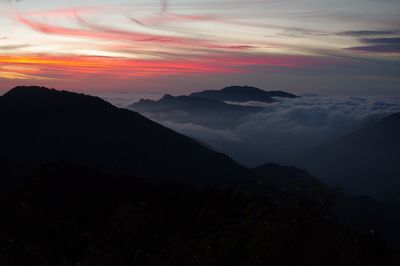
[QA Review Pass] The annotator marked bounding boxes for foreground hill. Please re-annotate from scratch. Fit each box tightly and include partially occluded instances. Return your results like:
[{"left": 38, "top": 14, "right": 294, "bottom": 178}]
[
  {"left": 299, "top": 112, "right": 400, "bottom": 203},
  {"left": 129, "top": 94, "right": 263, "bottom": 128},
  {"left": 2, "top": 163, "right": 398, "bottom": 266},
  {"left": 189, "top": 85, "right": 298, "bottom": 103},
  {"left": 0, "top": 86, "right": 249, "bottom": 187}
]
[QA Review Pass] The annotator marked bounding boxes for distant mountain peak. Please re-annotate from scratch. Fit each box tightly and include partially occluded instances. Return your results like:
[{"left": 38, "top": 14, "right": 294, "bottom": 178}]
[
  {"left": 189, "top": 85, "right": 298, "bottom": 103},
  {"left": 221, "top": 85, "right": 263, "bottom": 93},
  {"left": 160, "top": 94, "right": 176, "bottom": 102},
  {"left": 129, "top": 92, "right": 264, "bottom": 129}
]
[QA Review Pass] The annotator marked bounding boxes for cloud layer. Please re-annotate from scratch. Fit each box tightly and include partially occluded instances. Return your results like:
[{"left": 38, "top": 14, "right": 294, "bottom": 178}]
[
  {"left": 347, "top": 37, "right": 400, "bottom": 54},
  {"left": 156, "top": 96, "right": 400, "bottom": 167}
]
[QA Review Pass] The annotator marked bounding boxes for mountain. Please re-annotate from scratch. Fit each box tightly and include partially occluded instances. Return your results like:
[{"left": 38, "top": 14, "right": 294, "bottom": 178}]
[
  {"left": 0, "top": 86, "right": 250, "bottom": 187},
  {"left": 128, "top": 94, "right": 263, "bottom": 128},
  {"left": 298, "top": 112, "right": 400, "bottom": 203},
  {"left": 127, "top": 86, "right": 298, "bottom": 130},
  {"left": 2, "top": 86, "right": 400, "bottom": 251},
  {"left": 252, "top": 163, "right": 326, "bottom": 197},
  {"left": 252, "top": 163, "right": 400, "bottom": 247},
  {"left": 189, "top": 85, "right": 298, "bottom": 103}
]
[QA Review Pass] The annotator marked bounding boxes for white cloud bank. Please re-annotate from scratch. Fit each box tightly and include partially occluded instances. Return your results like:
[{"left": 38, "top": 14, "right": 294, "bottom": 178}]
[{"left": 158, "top": 96, "right": 400, "bottom": 167}]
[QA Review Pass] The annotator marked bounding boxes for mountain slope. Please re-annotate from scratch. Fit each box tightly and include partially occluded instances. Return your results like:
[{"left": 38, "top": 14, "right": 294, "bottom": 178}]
[
  {"left": 252, "top": 163, "right": 400, "bottom": 247},
  {"left": 128, "top": 94, "right": 263, "bottom": 128},
  {"left": 0, "top": 86, "right": 250, "bottom": 186},
  {"left": 252, "top": 163, "right": 326, "bottom": 197},
  {"left": 189, "top": 85, "right": 298, "bottom": 103},
  {"left": 298, "top": 112, "right": 400, "bottom": 203}
]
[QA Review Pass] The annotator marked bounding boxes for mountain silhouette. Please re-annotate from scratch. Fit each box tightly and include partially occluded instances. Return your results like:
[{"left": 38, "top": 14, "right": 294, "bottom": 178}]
[
  {"left": 0, "top": 86, "right": 250, "bottom": 186},
  {"left": 189, "top": 85, "right": 298, "bottom": 103},
  {"left": 2, "top": 86, "right": 400, "bottom": 250},
  {"left": 252, "top": 162, "right": 400, "bottom": 247},
  {"left": 129, "top": 94, "right": 263, "bottom": 128},
  {"left": 252, "top": 163, "right": 325, "bottom": 196},
  {"left": 299, "top": 112, "right": 400, "bottom": 203}
]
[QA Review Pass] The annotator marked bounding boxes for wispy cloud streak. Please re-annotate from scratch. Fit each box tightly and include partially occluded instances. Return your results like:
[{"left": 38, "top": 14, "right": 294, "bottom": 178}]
[
  {"left": 0, "top": 0, "right": 398, "bottom": 92},
  {"left": 0, "top": 53, "right": 330, "bottom": 81},
  {"left": 16, "top": 14, "right": 206, "bottom": 47},
  {"left": 337, "top": 30, "right": 400, "bottom": 37},
  {"left": 346, "top": 37, "right": 400, "bottom": 54}
]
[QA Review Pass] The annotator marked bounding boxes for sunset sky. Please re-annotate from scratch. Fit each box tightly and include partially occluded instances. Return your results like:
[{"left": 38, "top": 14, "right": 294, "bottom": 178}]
[{"left": 0, "top": 0, "right": 399, "bottom": 96}]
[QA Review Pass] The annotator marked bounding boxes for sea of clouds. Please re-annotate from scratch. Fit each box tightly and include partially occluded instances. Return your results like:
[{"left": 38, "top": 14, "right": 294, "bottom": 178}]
[{"left": 158, "top": 95, "right": 400, "bottom": 167}]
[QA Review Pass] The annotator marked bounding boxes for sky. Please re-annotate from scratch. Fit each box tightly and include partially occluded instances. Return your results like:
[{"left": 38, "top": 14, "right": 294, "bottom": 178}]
[{"left": 0, "top": 0, "right": 399, "bottom": 97}]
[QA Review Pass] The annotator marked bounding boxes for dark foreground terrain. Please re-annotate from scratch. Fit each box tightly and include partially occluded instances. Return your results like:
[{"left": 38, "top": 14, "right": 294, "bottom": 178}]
[
  {"left": 1, "top": 163, "right": 398, "bottom": 266},
  {"left": 0, "top": 86, "right": 399, "bottom": 265}
]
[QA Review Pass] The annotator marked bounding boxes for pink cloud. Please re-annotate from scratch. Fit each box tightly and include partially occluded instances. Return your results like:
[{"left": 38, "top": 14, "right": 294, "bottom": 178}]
[
  {"left": 15, "top": 13, "right": 225, "bottom": 50},
  {"left": 16, "top": 13, "right": 271, "bottom": 54},
  {"left": 0, "top": 52, "right": 333, "bottom": 83}
]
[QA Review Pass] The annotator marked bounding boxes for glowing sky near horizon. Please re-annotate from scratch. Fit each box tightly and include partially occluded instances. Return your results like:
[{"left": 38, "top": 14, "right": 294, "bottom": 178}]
[{"left": 0, "top": 0, "right": 399, "bottom": 95}]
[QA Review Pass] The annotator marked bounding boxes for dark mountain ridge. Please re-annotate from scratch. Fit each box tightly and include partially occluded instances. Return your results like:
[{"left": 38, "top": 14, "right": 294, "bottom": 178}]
[
  {"left": 129, "top": 93, "right": 263, "bottom": 128},
  {"left": 0, "top": 86, "right": 250, "bottom": 186},
  {"left": 133, "top": 93, "right": 263, "bottom": 112},
  {"left": 189, "top": 85, "right": 298, "bottom": 103}
]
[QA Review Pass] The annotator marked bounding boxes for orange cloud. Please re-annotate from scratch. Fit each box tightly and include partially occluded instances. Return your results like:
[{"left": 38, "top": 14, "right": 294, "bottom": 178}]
[{"left": 0, "top": 53, "right": 332, "bottom": 82}]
